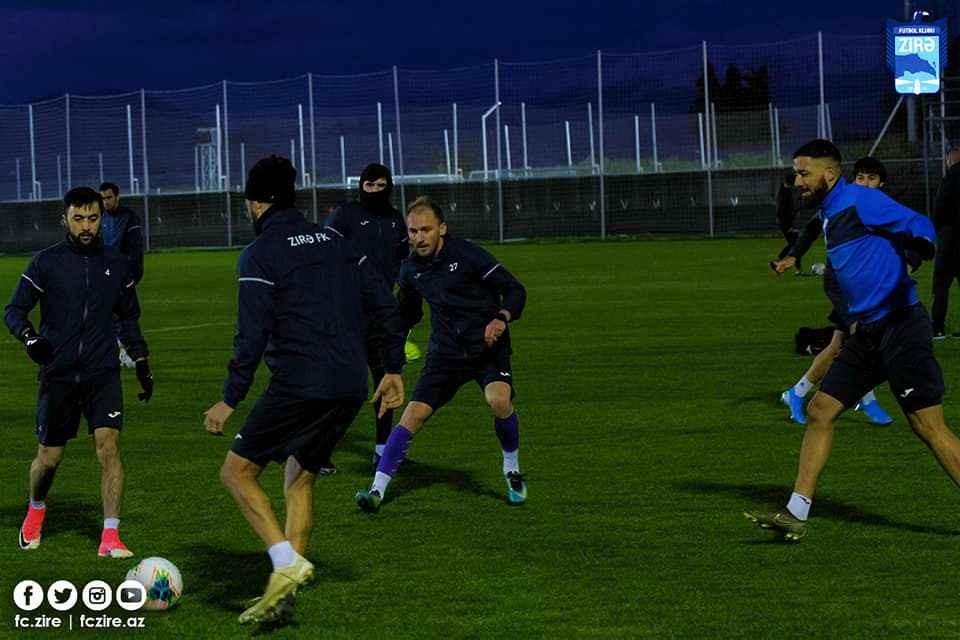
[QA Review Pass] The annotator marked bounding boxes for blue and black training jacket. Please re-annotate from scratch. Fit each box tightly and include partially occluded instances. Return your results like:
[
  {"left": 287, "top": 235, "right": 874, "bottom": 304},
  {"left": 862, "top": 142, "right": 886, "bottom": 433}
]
[
  {"left": 222, "top": 207, "right": 406, "bottom": 408},
  {"left": 818, "top": 177, "right": 935, "bottom": 324}
]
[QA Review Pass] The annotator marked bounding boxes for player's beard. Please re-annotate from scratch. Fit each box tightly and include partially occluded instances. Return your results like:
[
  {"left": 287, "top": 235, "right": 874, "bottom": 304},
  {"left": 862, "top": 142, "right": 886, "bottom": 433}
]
[{"left": 800, "top": 177, "right": 830, "bottom": 208}]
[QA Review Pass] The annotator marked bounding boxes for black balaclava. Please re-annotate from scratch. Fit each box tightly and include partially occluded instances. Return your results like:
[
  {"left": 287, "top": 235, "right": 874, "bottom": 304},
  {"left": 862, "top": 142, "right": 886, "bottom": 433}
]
[
  {"left": 357, "top": 163, "right": 394, "bottom": 213},
  {"left": 244, "top": 155, "right": 297, "bottom": 235}
]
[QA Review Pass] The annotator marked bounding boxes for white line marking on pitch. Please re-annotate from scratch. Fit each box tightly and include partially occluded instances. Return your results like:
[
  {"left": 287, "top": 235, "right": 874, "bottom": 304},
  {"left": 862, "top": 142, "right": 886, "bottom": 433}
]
[{"left": 143, "top": 321, "right": 233, "bottom": 334}]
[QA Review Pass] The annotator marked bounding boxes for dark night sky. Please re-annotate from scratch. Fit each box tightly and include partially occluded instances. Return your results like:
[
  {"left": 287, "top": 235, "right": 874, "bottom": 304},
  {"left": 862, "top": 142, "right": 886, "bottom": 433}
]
[{"left": 0, "top": 0, "right": 941, "bottom": 103}]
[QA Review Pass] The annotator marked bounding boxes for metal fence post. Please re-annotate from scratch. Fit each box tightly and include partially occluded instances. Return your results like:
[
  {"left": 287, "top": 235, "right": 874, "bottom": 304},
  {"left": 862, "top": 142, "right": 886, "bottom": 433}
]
[
  {"left": 140, "top": 89, "right": 151, "bottom": 252},
  {"left": 65, "top": 94, "right": 72, "bottom": 190},
  {"left": 308, "top": 73, "right": 317, "bottom": 221},
  {"left": 702, "top": 41, "right": 715, "bottom": 238},
  {"left": 28, "top": 104, "right": 37, "bottom": 200},
  {"left": 495, "top": 58, "right": 504, "bottom": 243},
  {"left": 126, "top": 104, "right": 135, "bottom": 194},
  {"left": 597, "top": 50, "right": 606, "bottom": 240},
  {"left": 817, "top": 31, "right": 825, "bottom": 139},
  {"left": 392, "top": 66, "right": 406, "bottom": 208},
  {"left": 222, "top": 80, "right": 232, "bottom": 247}
]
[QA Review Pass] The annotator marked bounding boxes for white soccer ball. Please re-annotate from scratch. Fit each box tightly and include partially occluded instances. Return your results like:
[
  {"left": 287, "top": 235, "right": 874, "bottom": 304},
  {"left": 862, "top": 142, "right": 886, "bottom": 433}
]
[
  {"left": 811, "top": 262, "right": 826, "bottom": 275},
  {"left": 125, "top": 557, "right": 183, "bottom": 610}
]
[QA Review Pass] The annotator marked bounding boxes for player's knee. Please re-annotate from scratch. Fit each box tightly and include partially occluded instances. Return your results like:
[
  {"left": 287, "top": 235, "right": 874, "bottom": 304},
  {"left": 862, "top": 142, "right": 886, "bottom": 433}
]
[
  {"left": 94, "top": 439, "right": 120, "bottom": 463},
  {"left": 36, "top": 447, "right": 63, "bottom": 469},
  {"left": 486, "top": 393, "right": 511, "bottom": 416},
  {"left": 908, "top": 414, "right": 942, "bottom": 442},
  {"left": 806, "top": 395, "right": 840, "bottom": 426}
]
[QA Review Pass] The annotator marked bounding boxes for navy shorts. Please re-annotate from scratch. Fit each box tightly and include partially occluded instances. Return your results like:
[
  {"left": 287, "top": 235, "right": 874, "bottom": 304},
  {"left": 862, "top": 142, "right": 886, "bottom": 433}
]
[
  {"left": 823, "top": 263, "right": 852, "bottom": 333},
  {"left": 412, "top": 340, "right": 515, "bottom": 413},
  {"left": 231, "top": 386, "right": 363, "bottom": 473},
  {"left": 820, "top": 303, "right": 944, "bottom": 413},
  {"left": 36, "top": 373, "right": 124, "bottom": 447}
]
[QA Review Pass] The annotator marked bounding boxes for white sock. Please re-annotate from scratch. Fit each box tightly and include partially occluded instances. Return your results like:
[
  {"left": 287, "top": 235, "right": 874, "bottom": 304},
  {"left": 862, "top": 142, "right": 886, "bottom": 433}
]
[
  {"left": 372, "top": 471, "right": 392, "bottom": 496},
  {"left": 267, "top": 540, "right": 295, "bottom": 569},
  {"left": 375, "top": 444, "right": 385, "bottom": 457},
  {"left": 502, "top": 450, "right": 520, "bottom": 475},
  {"left": 860, "top": 390, "right": 876, "bottom": 405},
  {"left": 786, "top": 492, "right": 811, "bottom": 521},
  {"left": 103, "top": 518, "right": 120, "bottom": 530},
  {"left": 793, "top": 376, "right": 813, "bottom": 398}
]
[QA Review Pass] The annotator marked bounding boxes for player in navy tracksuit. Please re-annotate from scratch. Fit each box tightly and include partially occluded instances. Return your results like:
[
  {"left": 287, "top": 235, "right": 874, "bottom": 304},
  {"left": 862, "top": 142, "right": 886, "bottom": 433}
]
[
  {"left": 4, "top": 186, "right": 153, "bottom": 558},
  {"left": 747, "top": 140, "right": 960, "bottom": 541},
  {"left": 201, "top": 156, "right": 406, "bottom": 624},
  {"left": 355, "top": 196, "right": 528, "bottom": 512},
  {"left": 322, "top": 163, "right": 411, "bottom": 469},
  {"left": 99, "top": 182, "right": 145, "bottom": 368}
]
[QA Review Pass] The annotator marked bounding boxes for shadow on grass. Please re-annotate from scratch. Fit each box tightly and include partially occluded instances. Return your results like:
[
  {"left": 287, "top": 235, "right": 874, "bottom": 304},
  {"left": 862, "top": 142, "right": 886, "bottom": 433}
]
[
  {"left": 334, "top": 436, "right": 504, "bottom": 505},
  {"left": 679, "top": 480, "right": 959, "bottom": 538},
  {"left": 180, "top": 543, "right": 362, "bottom": 614},
  {"left": 0, "top": 494, "right": 101, "bottom": 542}
]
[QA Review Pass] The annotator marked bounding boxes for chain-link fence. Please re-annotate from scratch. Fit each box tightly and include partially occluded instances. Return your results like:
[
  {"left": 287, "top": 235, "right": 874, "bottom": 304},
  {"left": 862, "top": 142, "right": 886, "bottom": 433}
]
[{"left": 0, "top": 33, "right": 954, "bottom": 253}]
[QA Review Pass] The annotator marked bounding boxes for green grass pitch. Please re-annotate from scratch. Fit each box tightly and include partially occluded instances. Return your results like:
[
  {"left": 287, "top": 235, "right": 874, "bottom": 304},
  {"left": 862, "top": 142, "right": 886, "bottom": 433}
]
[{"left": 1, "top": 239, "right": 959, "bottom": 638}]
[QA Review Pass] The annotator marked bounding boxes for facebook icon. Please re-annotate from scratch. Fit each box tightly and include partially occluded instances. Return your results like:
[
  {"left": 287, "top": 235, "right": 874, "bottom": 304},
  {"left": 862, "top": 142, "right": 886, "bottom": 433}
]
[{"left": 13, "top": 580, "right": 43, "bottom": 611}]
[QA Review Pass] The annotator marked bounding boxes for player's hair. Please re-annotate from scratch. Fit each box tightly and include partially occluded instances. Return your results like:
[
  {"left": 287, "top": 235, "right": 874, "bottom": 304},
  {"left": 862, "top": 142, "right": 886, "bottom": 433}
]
[
  {"left": 64, "top": 186, "right": 103, "bottom": 213},
  {"left": 99, "top": 182, "right": 120, "bottom": 196},
  {"left": 406, "top": 195, "right": 445, "bottom": 223},
  {"left": 853, "top": 156, "right": 887, "bottom": 183},
  {"left": 793, "top": 139, "right": 842, "bottom": 164}
]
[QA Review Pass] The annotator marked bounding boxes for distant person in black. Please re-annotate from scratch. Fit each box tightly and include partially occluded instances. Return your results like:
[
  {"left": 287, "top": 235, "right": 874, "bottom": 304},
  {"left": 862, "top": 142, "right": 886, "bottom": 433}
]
[
  {"left": 100, "top": 182, "right": 145, "bottom": 368},
  {"left": 355, "top": 196, "right": 528, "bottom": 513},
  {"left": 774, "top": 172, "right": 807, "bottom": 275},
  {"left": 4, "top": 186, "right": 153, "bottom": 559},
  {"left": 202, "top": 156, "right": 406, "bottom": 625},
  {"left": 931, "top": 147, "right": 960, "bottom": 339},
  {"left": 322, "top": 163, "right": 414, "bottom": 471}
]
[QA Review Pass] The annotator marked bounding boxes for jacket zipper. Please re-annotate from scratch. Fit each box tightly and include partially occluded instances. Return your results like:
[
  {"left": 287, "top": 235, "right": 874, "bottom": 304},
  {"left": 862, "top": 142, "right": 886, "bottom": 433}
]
[{"left": 76, "top": 256, "right": 89, "bottom": 381}]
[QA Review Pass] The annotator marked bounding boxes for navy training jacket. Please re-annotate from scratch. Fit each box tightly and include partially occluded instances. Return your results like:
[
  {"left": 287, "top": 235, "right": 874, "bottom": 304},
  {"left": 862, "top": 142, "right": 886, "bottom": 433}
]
[
  {"left": 4, "top": 238, "right": 148, "bottom": 382},
  {"left": 397, "top": 237, "right": 526, "bottom": 360},
  {"left": 101, "top": 205, "right": 145, "bottom": 285},
  {"left": 222, "top": 207, "right": 406, "bottom": 408},
  {"left": 325, "top": 200, "right": 408, "bottom": 285}
]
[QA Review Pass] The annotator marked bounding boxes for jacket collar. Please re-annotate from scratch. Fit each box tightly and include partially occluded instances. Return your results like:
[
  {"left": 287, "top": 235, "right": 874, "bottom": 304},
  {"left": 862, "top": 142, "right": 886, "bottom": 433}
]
[
  {"left": 821, "top": 176, "right": 847, "bottom": 212},
  {"left": 255, "top": 206, "right": 302, "bottom": 235}
]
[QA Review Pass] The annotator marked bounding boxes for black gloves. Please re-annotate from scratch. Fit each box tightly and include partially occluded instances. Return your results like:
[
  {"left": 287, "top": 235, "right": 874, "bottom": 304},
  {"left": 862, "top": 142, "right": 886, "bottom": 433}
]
[
  {"left": 135, "top": 359, "right": 154, "bottom": 402},
  {"left": 20, "top": 328, "right": 53, "bottom": 365},
  {"left": 905, "top": 236, "right": 936, "bottom": 261}
]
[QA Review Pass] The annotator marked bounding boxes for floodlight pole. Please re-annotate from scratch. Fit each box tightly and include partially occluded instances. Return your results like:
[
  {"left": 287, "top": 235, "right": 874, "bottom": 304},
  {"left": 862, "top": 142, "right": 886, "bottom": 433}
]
[
  {"left": 481, "top": 101, "right": 500, "bottom": 178},
  {"left": 634, "top": 115, "right": 641, "bottom": 173},
  {"left": 588, "top": 101, "right": 596, "bottom": 170},
  {"left": 298, "top": 104, "right": 307, "bottom": 188},
  {"left": 392, "top": 65, "right": 405, "bottom": 207},
  {"left": 444, "top": 129, "right": 451, "bottom": 177},
  {"left": 140, "top": 88, "right": 151, "bottom": 250},
  {"left": 702, "top": 40, "right": 715, "bottom": 238},
  {"left": 340, "top": 135, "right": 346, "bottom": 186},
  {"left": 504, "top": 125, "right": 512, "bottom": 172},
  {"left": 565, "top": 121, "right": 573, "bottom": 167},
  {"left": 651, "top": 103, "right": 659, "bottom": 173}
]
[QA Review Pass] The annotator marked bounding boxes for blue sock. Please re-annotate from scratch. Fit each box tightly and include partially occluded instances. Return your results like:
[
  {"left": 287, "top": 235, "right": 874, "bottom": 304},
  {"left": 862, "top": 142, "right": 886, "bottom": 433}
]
[
  {"left": 376, "top": 426, "right": 413, "bottom": 477},
  {"left": 494, "top": 412, "right": 519, "bottom": 452}
]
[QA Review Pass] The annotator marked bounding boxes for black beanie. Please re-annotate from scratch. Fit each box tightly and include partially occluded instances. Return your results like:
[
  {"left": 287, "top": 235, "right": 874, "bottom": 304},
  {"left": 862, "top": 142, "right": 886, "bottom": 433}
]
[{"left": 244, "top": 155, "right": 297, "bottom": 207}]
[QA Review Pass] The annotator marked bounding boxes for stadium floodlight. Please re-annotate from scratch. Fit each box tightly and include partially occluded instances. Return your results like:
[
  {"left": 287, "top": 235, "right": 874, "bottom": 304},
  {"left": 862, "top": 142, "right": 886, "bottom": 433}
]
[{"left": 481, "top": 101, "right": 501, "bottom": 179}]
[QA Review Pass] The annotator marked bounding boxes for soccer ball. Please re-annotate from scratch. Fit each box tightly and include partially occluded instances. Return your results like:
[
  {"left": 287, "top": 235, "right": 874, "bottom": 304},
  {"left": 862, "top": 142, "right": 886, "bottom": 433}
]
[
  {"left": 811, "top": 262, "right": 826, "bottom": 275},
  {"left": 125, "top": 557, "right": 183, "bottom": 610}
]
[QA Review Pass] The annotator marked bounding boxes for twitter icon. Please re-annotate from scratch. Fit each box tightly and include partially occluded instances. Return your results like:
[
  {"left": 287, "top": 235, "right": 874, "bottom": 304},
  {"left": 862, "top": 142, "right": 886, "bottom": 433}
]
[{"left": 47, "top": 580, "right": 77, "bottom": 611}]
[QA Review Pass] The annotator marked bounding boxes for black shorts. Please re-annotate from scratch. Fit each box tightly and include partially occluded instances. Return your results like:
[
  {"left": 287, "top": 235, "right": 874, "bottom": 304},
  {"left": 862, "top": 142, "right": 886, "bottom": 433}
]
[
  {"left": 820, "top": 303, "right": 944, "bottom": 413},
  {"left": 823, "top": 263, "right": 851, "bottom": 333},
  {"left": 411, "top": 341, "right": 515, "bottom": 413},
  {"left": 231, "top": 387, "right": 363, "bottom": 473},
  {"left": 36, "top": 373, "right": 124, "bottom": 447}
]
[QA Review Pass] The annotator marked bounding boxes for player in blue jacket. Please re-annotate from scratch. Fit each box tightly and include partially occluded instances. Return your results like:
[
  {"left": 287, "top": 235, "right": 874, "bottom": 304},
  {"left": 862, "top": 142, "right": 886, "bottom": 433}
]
[
  {"left": 202, "top": 156, "right": 406, "bottom": 625},
  {"left": 4, "top": 186, "right": 153, "bottom": 558},
  {"left": 747, "top": 140, "right": 960, "bottom": 541},
  {"left": 355, "top": 196, "right": 528, "bottom": 512}
]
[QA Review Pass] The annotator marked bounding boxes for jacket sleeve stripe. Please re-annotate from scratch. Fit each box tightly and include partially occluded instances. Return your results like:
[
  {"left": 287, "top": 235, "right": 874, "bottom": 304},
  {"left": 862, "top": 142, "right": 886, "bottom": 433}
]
[
  {"left": 324, "top": 225, "right": 344, "bottom": 238},
  {"left": 238, "top": 277, "right": 276, "bottom": 286},
  {"left": 358, "top": 255, "right": 368, "bottom": 266},
  {"left": 482, "top": 264, "right": 501, "bottom": 280},
  {"left": 21, "top": 274, "right": 44, "bottom": 293},
  {"left": 126, "top": 226, "right": 143, "bottom": 232}
]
